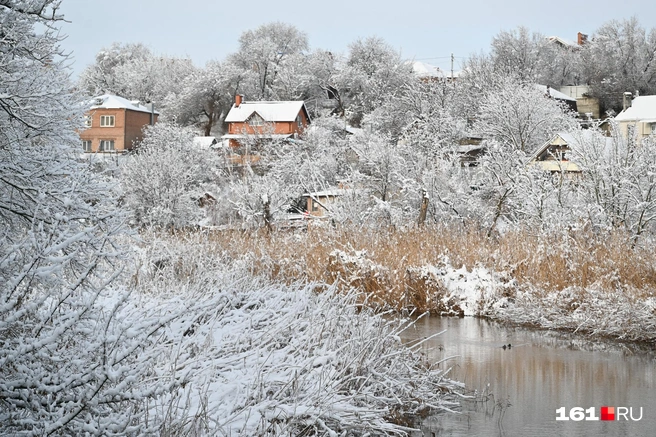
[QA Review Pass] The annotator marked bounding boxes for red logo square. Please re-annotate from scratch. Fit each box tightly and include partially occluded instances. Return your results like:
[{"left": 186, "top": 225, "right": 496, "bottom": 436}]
[{"left": 601, "top": 406, "right": 615, "bottom": 421}]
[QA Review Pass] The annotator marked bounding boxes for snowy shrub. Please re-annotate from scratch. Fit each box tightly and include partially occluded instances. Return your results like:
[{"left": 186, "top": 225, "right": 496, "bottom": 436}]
[{"left": 121, "top": 122, "right": 222, "bottom": 228}]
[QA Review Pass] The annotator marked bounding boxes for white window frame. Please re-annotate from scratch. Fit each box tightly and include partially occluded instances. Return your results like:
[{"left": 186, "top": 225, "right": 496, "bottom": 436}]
[
  {"left": 82, "top": 140, "right": 92, "bottom": 152},
  {"left": 100, "top": 115, "right": 115, "bottom": 127},
  {"left": 84, "top": 115, "right": 92, "bottom": 128},
  {"left": 99, "top": 139, "right": 115, "bottom": 152},
  {"left": 248, "top": 113, "right": 264, "bottom": 127}
]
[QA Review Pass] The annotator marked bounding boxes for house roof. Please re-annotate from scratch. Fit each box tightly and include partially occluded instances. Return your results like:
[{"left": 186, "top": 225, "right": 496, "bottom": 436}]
[
  {"left": 224, "top": 101, "right": 309, "bottom": 123},
  {"left": 409, "top": 60, "right": 461, "bottom": 79},
  {"left": 535, "top": 85, "right": 576, "bottom": 102},
  {"left": 546, "top": 36, "right": 579, "bottom": 48},
  {"left": 304, "top": 189, "right": 349, "bottom": 198},
  {"left": 530, "top": 131, "right": 614, "bottom": 163},
  {"left": 220, "top": 133, "right": 294, "bottom": 140},
  {"left": 89, "top": 94, "right": 159, "bottom": 114},
  {"left": 193, "top": 136, "right": 219, "bottom": 150},
  {"left": 615, "top": 96, "right": 656, "bottom": 122},
  {"left": 410, "top": 61, "right": 441, "bottom": 78}
]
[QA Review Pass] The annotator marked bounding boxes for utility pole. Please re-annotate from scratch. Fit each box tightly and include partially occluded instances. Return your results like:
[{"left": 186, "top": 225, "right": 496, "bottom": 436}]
[{"left": 451, "top": 53, "right": 454, "bottom": 85}]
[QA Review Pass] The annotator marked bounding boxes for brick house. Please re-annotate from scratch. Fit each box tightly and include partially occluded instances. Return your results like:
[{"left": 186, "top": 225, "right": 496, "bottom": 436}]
[
  {"left": 221, "top": 95, "right": 310, "bottom": 151},
  {"left": 79, "top": 94, "right": 158, "bottom": 153}
]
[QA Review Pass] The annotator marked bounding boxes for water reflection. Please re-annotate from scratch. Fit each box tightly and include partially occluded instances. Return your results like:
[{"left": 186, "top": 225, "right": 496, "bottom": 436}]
[{"left": 402, "top": 316, "right": 656, "bottom": 436}]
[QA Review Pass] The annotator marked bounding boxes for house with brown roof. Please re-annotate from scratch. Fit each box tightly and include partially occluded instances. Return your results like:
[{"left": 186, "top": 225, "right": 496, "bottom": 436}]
[
  {"left": 221, "top": 95, "right": 310, "bottom": 151},
  {"left": 79, "top": 94, "right": 158, "bottom": 153}
]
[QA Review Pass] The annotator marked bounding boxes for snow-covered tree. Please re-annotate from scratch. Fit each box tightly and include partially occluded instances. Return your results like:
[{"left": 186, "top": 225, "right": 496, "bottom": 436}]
[
  {"left": 78, "top": 42, "right": 152, "bottom": 96},
  {"left": 121, "top": 122, "right": 221, "bottom": 228},
  {"left": 165, "top": 60, "right": 244, "bottom": 135},
  {"left": 228, "top": 22, "right": 309, "bottom": 100},
  {"left": 582, "top": 17, "right": 656, "bottom": 112},
  {"left": 490, "top": 26, "right": 552, "bottom": 83},
  {"left": 79, "top": 42, "right": 195, "bottom": 110},
  {"left": 571, "top": 124, "right": 656, "bottom": 241},
  {"left": 473, "top": 77, "right": 578, "bottom": 153},
  {"left": 333, "top": 37, "right": 414, "bottom": 128},
  {"left": 113, "top": 54, "right": 195, "bottom": 106},
  {"left": 0, "top": 2, "right": 181, "bottom": 433}
]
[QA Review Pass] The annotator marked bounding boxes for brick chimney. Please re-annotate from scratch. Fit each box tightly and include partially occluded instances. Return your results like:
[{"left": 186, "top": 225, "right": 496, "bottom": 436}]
[
  {"left": 623, "top": 92, "right": 633, "bottom": 111},
  {"left": 235, "top": 94, "right": 243, "bottom": 107},
  {"left": 577, "top": 32, "right": 588, "bottom": 45}
]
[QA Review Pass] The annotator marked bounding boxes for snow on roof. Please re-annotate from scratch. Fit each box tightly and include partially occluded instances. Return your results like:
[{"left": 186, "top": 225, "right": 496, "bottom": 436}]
[
  {"left": 410, "top": 61, "right": 441, "bottom": 77},
  {"left": 90, "top": 94, "right": 159, "bottom": 114},
  {"left": 224, "top": 101, "right": 308, "bottom": 123},
  {"left": 193, "top": 136, "right": 219, "bottom": 150},
  {"left": 304, "top": 189, "right": 349, "bottom": 198},
  {"left": 615, "top": 96, "right": 656, "bottom": 122},
  {"left": 220, "top": 134, "right": 293, "bottom": 140},
  {"left": 409, "top": 61, "right": 461, "bottom": 79},
  {"left": 535, "top": 84, "right": 576, "bottom": 102},
  {"left": 546, "top": 36, "right": 578, "bottom": 48}
]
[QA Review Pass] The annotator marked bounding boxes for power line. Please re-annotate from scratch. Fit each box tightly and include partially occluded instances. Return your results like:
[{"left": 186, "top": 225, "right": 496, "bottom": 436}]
[{"left": 414, "top": 56, "right": 466, "bottom": 61}]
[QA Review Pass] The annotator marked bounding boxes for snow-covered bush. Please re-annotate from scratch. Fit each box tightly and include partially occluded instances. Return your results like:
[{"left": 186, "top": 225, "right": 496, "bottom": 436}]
[{"left": 121, "top": 122, "right": 222, "bottom": 228}]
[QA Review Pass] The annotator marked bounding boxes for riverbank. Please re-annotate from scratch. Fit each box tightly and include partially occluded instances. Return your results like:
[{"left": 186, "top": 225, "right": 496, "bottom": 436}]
[{"left": 190, "top": 225, "right": 656, "bottom": 344}]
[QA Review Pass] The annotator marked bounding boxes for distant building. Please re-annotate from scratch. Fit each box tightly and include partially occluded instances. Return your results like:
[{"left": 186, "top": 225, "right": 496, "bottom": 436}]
[
  {"left": 536, "top": 84, "right": 578, "bottom": 113},
  {"left": 615, "top": 94, "right": 656, "bottom": 143},
  {"left": 304, "top": 188, "right": 349, "bottom": 218},
  {"left": 222, "top": 96, "right": 310, "bottom": 148},
  {"left": 558, "top": 85, "right": 601, "bottom": 120},
  {"left": 409, "top": 61, "right": 460, "bottom": 81},
  {"left": 79, "top": 94, "right": 158, "bottom": 153},
  {"left": 529, "top": 133, "right": 582, "bottom": 174}
]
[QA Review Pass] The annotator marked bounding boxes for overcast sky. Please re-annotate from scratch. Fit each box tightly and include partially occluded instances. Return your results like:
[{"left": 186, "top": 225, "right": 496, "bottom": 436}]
[{"left": 60, "top": 0, "right": 655, "bottom": 77}]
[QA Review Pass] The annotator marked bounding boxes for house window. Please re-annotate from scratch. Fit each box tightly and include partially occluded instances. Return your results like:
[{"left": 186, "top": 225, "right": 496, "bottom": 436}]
[
  {"left": 99, "top": 140, "right": 115, "bottom": 152},
  {"left": 651, "top": 123, "right": 656, "bottom": 134},
  {"left": 312, "top": 200, "right": 320, "bottom": 212},
  {"left": 248, "top": 113, "right": 264, "bottom": 127},
  {"left": 100, "top": 115, "right": 115, "bottom": 127},
  {"left": 296, "top": 115, "right": 303, "bottom": 129},
  {"left": 82, "top": 140, "right": 92, "bottom": 152},
  {"left": 84, "top": 115, "right": 92, "bottom": 128}
]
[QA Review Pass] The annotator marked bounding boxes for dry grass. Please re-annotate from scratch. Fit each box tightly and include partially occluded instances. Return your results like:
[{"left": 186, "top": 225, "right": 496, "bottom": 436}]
[{"left": 179, "top": 224, "right": 656, "bottom": 314}]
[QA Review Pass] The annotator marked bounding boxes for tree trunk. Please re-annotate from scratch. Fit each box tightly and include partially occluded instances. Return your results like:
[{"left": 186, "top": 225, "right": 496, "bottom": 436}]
[
  {"left": 263, "top": 195, "right": 273, "bottom": 234},
  {"left": 418, "top": 189, "right": 429, "bottom": 226}
]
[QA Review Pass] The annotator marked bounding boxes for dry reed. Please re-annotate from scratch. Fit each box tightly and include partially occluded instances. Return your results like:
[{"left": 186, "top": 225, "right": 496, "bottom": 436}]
[{"left": 188, "top": 224, "right": 656, "bottom": 315}]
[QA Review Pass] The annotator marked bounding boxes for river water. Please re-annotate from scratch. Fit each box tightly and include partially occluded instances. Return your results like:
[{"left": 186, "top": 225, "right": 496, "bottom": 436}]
[{"left": 402, "top": 316, "right": 656, "bottom": 436}]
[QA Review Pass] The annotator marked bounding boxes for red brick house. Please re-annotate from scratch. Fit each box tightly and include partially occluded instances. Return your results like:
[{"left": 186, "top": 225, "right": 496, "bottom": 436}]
[
  {"left": 221, "top": 95, "right": 310, "bottom": 151},
  {"left": 79, "top": 94, "right": 158, "bottom": 153}
]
